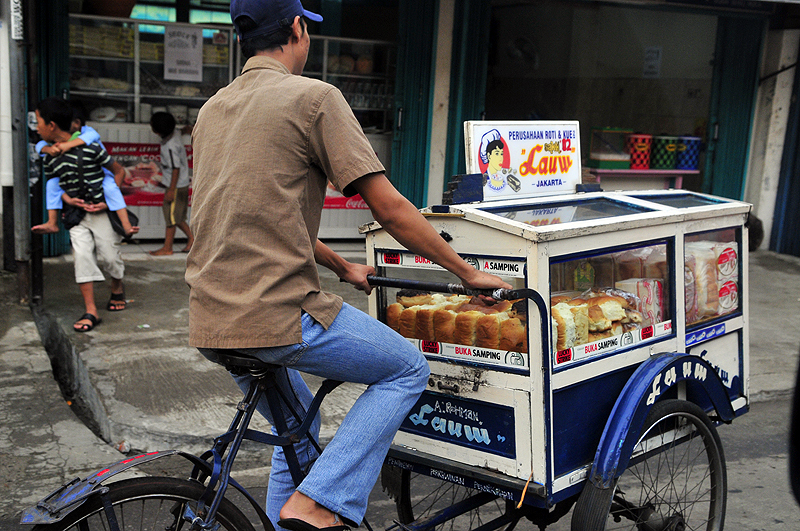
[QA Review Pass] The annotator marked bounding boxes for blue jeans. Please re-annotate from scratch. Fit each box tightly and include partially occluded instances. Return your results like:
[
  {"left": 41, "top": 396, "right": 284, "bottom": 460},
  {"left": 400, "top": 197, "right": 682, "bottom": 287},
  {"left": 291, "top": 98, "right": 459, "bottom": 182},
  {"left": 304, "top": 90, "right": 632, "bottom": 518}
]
[{"left": 199, "top": 303, "right": 429, "bottom": 527}]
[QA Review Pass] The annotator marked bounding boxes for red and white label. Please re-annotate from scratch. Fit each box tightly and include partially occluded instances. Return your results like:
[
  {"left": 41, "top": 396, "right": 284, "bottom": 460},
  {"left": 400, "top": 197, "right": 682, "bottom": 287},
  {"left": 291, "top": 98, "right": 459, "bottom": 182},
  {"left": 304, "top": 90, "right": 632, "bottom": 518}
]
[
  {"left": 718, "top": 280, "right": 738, "bottom": 311},
  {"left": 716, "top": 247, "right": 738, "bottom": 278}
]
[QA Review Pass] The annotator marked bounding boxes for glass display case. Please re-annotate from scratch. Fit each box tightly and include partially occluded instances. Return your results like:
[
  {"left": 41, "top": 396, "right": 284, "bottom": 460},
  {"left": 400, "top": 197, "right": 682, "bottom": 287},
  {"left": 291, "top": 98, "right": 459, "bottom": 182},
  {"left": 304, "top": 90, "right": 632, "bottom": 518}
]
[
  {"left": 69, "top": 14, "right": 235, "bottom": 125},
  {"left": 305, "top": 35, "right": 395, "bottom": 133},
  {"left": 68, "top": 15, "right": 395, "bottom": 134}
]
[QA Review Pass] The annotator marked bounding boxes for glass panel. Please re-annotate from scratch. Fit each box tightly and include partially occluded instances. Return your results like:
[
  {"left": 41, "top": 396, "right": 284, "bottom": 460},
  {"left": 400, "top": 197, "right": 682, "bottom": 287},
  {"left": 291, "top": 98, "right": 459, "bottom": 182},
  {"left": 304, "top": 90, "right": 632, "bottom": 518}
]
[
  {"left": 305, "top": 36, "right": 395, "bottom": 133},
  {"left": 550, "top": 241, "right": 673, "bottom": 366},
  {"left": 685, "top": 228, "right": 740, "bottom": 327},
  {"left": 484, "top": 197, "right": 653, "bottom": 226},
  {"left": 69, "top": 17, "right": 135, "bottom": 121},
  {"left": 631, "top": 193, "right": 728, "bottom": 209},
  {"left": 486, "top": 1, "right": 718, "bottom": 192},
  {"left": 375, "top": 251, "right": 529, "bottom": 372},
  {"left": 139, "top": 23, "right": 230, "bottom": 124}
]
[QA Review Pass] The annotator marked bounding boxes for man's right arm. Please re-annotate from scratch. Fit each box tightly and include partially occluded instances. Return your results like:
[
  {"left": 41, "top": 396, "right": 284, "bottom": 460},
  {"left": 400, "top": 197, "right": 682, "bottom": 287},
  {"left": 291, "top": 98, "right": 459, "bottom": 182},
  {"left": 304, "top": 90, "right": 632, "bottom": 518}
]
[{"left": 351, "top": 172, "right": 511, "bottom": 291}]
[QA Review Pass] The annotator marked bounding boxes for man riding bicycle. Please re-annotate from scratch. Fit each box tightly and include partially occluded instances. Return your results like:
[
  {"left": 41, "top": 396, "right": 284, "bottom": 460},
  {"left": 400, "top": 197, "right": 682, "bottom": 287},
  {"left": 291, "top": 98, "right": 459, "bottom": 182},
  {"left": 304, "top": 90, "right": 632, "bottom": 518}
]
[{"left": 186, "top": 1, "right": 509, "bottom": 530}]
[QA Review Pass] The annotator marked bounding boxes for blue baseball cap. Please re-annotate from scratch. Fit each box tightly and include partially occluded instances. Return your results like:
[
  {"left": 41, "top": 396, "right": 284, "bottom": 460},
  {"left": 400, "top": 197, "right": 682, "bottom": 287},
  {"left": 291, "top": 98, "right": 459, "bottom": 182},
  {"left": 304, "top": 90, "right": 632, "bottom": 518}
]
[{"left": 231, "top": 0, "right": 323, "bottom": 39}]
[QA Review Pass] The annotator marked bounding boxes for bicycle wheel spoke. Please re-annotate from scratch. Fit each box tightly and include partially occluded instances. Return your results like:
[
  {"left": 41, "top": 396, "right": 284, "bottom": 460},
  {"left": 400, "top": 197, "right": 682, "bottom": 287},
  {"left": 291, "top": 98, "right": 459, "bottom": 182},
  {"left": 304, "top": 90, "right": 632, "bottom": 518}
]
[{"left": 580, "top": 401, "right": 726, "bottom": 531}]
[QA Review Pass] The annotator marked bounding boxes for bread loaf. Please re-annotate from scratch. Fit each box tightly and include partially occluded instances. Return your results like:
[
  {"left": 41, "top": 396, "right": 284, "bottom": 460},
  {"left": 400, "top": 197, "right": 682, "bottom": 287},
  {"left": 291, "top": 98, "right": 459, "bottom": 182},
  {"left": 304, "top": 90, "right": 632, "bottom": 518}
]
[
  {"left": 552, "top": 303, "right": 577, "bottom": 351},
  {"left": 433, "top": 309, "right": 457, "bottom": 343},
  {"left": 398, "top": 307, "right": 418, "bottom": 338},
  {"left": 476, "top": 313, "right": 509, "bottom": 349},
  {"left": 386, "top": 303, "right": 403, "bottom": 333},
  {"left": 587, "top": 305, "right": 611, "bottom": 332},
  {"left": 454, "top": 311, "right": 484, "bottom": 346},
  {"left": 499, "top": 317, "right": 527, "bottom": 352},
  {"left": 586, "top": 295, "right": 627, "bottom": 321}
]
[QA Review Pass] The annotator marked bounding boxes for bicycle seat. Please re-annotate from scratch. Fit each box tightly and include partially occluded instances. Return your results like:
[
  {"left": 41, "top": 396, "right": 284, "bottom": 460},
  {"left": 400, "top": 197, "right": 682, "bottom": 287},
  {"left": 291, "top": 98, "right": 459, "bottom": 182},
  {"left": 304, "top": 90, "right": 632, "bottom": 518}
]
[{"left": 201, "top": 349, "right": 281, "bottom": 374}]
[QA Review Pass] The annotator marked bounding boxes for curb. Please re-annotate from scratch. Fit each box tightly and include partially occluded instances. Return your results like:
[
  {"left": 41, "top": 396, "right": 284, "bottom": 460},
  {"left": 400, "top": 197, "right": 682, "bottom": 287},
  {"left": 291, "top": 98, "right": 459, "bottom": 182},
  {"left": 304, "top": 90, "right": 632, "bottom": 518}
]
[{"left": 30, "top": 304, "right": 112, "bottom": 443}]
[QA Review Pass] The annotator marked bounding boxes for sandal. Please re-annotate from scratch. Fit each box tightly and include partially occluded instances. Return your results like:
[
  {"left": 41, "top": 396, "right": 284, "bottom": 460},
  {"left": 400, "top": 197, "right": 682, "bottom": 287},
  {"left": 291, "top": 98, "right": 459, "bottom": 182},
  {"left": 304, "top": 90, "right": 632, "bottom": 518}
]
[
  {"left": 107, "top": 291, "right": 127, "bottom": 311},
  {"left": 74, "top": 313, "right": 101, "bottom": 333},
  {"left": 278, "top": 519, "right": 350, "bottom": 531}
]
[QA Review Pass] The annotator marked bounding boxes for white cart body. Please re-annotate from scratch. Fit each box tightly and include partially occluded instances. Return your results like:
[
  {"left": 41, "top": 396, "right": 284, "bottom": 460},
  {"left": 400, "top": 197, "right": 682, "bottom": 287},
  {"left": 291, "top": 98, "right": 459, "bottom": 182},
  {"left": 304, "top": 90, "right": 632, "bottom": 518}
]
[{"left": 363, "top": 189, "right": 750, "bottom": 507}]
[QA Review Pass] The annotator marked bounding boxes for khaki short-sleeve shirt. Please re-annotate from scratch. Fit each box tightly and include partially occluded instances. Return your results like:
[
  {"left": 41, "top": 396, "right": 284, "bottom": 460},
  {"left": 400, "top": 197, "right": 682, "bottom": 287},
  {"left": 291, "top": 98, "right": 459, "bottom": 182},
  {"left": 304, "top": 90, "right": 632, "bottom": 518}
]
[{"left": 186, "top": 56, "right": 384, "bottom": 348}]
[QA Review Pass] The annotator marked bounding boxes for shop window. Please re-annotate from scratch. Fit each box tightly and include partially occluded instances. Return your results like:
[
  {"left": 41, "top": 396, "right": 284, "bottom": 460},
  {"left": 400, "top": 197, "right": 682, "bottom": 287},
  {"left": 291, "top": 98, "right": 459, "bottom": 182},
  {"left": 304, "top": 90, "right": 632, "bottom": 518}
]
[{"left": 486, "top": 0, "right": 717, "bottom": 192}]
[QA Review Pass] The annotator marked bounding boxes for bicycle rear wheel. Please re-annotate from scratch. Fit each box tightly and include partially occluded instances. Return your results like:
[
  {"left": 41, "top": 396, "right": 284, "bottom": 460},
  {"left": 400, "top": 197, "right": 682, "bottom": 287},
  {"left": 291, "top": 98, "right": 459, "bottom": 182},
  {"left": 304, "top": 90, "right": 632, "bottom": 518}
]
[
  {"left": 387, "top": 468, "right": 517, "bottom": 531},
  {"left": 31, "top": 476, "right": 256, "bottom": 531},
  {"left": 571, "top": 399, "right": 727, "bottom": 531}
]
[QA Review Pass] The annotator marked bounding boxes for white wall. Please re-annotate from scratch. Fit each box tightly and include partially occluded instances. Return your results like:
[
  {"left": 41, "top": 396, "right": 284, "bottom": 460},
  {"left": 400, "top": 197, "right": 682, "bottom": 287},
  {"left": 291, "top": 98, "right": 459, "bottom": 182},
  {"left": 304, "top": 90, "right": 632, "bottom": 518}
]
[
  {"left": 744, "top": 29, "right": 800, "bottom": 249},
  {"left": 1, "top": 8, "right": 15, "bottom": 216},
  {"left": 426, "top": 0, "right": 455, "bottom": 207}
]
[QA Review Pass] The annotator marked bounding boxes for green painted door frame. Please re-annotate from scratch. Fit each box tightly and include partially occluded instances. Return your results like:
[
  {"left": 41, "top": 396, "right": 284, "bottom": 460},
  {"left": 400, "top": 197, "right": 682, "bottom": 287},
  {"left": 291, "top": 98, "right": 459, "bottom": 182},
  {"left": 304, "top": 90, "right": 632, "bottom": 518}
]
[
  {"left": 703, "top": 15, "right": 766, "bottom": 200},
  {"left": 390, "top": 0, "right": 438, "bottom": 207},
  {"left": 443, "top": 0, "right": 491, "bottom": 185},
  {"left": 37, "top": 0, "right": 72, "bottom": 256}
]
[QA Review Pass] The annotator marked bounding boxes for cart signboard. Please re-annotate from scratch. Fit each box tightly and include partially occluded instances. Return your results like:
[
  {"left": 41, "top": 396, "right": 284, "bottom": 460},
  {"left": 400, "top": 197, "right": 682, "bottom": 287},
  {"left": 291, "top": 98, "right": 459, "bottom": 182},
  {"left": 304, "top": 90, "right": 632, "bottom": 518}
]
[{"left": 464, "top": 121, "right": 582, "bottom": 201}]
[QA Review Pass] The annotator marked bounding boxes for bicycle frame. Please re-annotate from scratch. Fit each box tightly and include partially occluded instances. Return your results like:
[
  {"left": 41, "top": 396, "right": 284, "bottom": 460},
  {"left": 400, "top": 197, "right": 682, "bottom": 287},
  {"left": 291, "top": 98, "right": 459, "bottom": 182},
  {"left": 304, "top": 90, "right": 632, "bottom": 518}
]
[{"left": 20, "top": 365, "right": 343, "bottom": 530}]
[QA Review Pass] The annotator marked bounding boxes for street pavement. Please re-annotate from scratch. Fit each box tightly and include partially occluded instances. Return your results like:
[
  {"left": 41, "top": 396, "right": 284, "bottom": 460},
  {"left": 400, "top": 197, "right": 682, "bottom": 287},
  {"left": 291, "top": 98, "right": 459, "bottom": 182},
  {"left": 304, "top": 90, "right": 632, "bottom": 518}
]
[{"left": 1, "top": 240, "right": 800, "bottom": 528}]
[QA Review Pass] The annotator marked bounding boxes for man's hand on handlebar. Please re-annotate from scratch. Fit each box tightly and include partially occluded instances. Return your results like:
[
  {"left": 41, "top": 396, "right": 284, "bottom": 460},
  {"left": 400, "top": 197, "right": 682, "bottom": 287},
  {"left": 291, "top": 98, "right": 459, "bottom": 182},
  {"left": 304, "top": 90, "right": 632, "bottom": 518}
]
[
  {"left": 459, "top": 270, "right": 512, "bottom": 303},
  {"left": 340, "top": 262, "right": 376, "bottom": 295}
]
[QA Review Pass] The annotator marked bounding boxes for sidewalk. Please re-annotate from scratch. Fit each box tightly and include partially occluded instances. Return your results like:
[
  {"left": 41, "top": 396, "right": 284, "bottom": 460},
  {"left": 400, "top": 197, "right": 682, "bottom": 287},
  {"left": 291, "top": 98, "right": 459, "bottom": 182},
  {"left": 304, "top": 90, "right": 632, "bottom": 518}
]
[{"left": 1, "top": 242, "right": 799, "bottom": 527}]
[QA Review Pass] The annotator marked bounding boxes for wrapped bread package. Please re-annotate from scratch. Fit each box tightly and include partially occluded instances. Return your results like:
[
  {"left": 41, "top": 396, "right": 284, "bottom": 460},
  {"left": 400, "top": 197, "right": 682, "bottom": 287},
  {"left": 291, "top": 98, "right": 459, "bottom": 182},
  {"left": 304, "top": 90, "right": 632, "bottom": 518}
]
[
  {"left": 643, "top": 247, "right": 668, "bottom": 280},
  {"left": 717, "top": 279, "right": 739, "bottom": 315},
  {"left": 684, "top": 260, "right": 699, "bottom": 324},
  {"left": 684, "top": 241, "right": 740, "bottom": 323},
  {"left": 615, "top": 278, "right": 663, "bottom": 326},
  {"left": 685, "top": 241, "right": 738, "bottom": 281},
  {"left": 685, "top": 245, "right": 719, "bottom": 317}
]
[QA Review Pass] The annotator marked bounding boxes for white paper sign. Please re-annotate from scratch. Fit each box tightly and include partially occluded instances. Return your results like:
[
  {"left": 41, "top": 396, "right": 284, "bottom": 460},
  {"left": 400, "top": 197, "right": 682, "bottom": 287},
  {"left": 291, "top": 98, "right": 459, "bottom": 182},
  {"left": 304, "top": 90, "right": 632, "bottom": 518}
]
[
  {"left": 643, "top": 46, "right": 662, "bottom": 79},
  {"left": 164, "top": 25, "right": 203, "bottom": 82},
  {"left": 464, "top": 121, "right": 582, "bottom": 201}
]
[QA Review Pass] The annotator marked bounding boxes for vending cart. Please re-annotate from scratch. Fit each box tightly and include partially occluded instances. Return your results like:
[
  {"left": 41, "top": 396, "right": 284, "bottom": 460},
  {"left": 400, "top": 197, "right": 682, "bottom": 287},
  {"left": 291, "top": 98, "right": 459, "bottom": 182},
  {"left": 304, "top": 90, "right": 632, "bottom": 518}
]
[{"left": 368, "top": 122, "right": 749, "bottom": 530}]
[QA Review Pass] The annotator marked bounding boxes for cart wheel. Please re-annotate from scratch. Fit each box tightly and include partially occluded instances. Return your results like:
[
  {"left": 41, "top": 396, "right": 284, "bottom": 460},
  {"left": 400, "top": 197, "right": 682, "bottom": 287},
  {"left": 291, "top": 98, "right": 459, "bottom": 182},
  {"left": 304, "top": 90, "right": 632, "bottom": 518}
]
[
  {"left": 571, "top": 399, "right": 727, "bottom": 531},
  {"left": 386, "top": 468, "right": 518, "bottom": 531}
]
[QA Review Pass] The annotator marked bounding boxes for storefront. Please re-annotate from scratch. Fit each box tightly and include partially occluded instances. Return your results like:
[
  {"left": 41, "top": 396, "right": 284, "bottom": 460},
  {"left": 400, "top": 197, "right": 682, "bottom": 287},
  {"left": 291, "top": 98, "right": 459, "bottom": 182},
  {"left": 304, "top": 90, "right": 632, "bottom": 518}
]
[
  {"left": 39, "top": 0, "right": 400, "bottom": 246},
  {"left": 13, "top": 0, "right": 800, "bottom": 253}
]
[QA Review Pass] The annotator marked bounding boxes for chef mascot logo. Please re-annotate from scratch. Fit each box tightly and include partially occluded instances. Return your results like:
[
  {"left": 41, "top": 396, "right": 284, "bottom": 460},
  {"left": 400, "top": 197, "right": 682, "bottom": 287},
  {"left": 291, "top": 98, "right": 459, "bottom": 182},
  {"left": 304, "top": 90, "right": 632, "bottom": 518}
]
[{"left": 479, "top": 129, "right": 521, "bottom": 194}]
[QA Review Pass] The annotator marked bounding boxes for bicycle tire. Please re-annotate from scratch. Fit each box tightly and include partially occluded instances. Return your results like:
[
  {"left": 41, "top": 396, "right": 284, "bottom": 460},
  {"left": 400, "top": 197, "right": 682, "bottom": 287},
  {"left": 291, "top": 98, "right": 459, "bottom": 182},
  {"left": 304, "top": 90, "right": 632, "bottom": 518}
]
[
  {"left": 30, "top": 476, "right": 256, "bottom": 531},
  {"left": 571, "top": 399, "right": 727, "bottom": 531}
]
